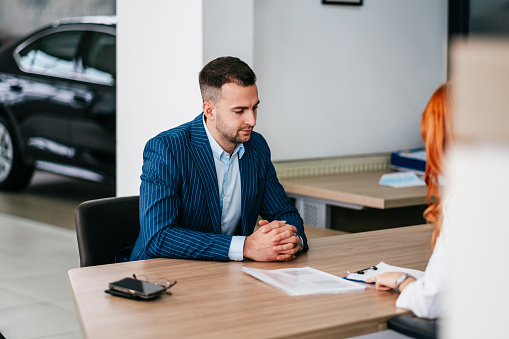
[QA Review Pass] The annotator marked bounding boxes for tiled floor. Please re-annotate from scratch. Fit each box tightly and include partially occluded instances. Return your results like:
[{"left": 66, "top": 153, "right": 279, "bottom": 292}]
[
  {"left": 0, "top": 171, "right": 115, "bottom": 230},
  {"left": 0, "top": 213, "right": 82, "bottom": 338},
  {"left": 0, "top": 171, "right": 115, "bottom": 339}
]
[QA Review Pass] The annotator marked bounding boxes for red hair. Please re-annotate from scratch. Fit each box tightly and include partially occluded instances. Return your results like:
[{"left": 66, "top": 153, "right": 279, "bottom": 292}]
[{"left": 421, "top": 83, "right": 453, "bottom": 249}]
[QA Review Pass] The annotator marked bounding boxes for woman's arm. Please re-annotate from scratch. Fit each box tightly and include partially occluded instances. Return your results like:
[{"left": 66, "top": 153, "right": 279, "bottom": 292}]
[{"left": 366, "top": 272, "right": 417, "bottom": 291}]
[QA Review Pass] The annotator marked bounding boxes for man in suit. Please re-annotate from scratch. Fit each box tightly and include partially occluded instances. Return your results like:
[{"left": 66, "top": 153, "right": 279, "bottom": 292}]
[{"left": 130, "top": 56, "right": 308, "bottom": 262}]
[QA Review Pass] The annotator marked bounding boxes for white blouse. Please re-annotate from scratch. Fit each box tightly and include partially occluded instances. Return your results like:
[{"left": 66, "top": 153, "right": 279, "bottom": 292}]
[{"left": 396, "top": 194, "right": 455, "bottom": 319}]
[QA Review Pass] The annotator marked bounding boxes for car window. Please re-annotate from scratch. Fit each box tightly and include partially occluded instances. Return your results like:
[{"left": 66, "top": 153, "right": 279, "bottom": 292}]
[
  {"left": 18, "top": 31, "right": 83, "bottom": 77},
  {"left": 81, "top": 32, "right": 116, "bottom": 85}
]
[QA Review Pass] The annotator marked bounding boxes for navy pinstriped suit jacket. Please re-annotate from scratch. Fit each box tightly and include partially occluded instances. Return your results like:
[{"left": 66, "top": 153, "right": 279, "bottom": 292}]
[{"left": 129, "top": 113, "right": 308, "bottom": 261}]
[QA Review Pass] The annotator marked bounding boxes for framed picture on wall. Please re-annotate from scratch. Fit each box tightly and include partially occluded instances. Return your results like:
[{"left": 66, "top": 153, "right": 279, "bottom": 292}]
[{"left": 322, "top": 0, "right": 363, "bottom": 5}]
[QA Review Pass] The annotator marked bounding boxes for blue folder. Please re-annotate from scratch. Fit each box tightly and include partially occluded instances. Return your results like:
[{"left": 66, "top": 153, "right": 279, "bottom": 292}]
[{"left": 390, "top": 148, "right": 426, "bottom": 175}]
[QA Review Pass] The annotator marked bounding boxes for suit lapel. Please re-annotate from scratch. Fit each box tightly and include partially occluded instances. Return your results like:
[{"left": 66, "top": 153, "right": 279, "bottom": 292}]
[
  {"left": 188, "top": 114, "right": 221, "bottom": 233},
  {"left": 239, "top": 143, "right": 257, "bottom": 235}
]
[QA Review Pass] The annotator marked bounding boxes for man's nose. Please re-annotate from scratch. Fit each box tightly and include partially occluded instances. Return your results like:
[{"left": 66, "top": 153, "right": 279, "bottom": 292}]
[{"left": 245, "top": 110, "right": 256, "bottom": 126}]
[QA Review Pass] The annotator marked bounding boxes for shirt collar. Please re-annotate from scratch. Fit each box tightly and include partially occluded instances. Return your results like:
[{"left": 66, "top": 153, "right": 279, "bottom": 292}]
[{"left": 202, "top": 113, "right": 245, "bottom": 160}]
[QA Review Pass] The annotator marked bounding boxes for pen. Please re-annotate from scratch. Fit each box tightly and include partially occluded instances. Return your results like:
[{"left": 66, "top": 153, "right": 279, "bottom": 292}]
[{"left": 347, "top": 265, "right": 378, "bottom": 275}]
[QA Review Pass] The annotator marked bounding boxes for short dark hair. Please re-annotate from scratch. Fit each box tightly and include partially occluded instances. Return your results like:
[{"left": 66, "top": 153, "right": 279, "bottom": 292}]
[{"left": 199, "top": 56, "right": 256, "bottom": 104}]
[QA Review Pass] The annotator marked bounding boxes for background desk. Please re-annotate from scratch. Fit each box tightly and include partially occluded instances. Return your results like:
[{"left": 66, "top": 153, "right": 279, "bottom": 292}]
[
  {"left": 68, "top": 225, "right": 433, "bottom": 338},
  {"left": 280, "top": 171, "right": 429, "bottom": 229}
]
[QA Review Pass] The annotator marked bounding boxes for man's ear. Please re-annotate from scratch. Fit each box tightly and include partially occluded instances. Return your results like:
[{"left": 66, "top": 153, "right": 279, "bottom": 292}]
[{"left": 203, "top": 101, "right": 215, "bottom": 121}]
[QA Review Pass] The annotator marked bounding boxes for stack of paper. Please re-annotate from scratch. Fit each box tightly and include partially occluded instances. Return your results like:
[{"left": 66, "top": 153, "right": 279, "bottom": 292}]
[
  {"left": 379, "top": 171, "right": 426, "bottom": 188},
  {"left": 242, "top": 266, "right": 365, "bottom": 296}
]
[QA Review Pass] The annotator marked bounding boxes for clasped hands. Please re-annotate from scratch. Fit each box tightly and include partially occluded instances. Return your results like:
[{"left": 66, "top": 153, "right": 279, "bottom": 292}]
[{"left": 243, "top": 220, "right": 301, "bottom": 262}]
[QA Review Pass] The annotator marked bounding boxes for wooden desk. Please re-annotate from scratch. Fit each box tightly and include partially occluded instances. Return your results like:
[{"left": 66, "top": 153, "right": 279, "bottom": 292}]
[
  {"left": 279, "top": 171, "right": 428, "bottom": 228},
  {"left": 303, "top": 224, "right": 347, "bottom": 238},
  {"left": 68, "top": 224, "right": 433, "bottom": 338}
]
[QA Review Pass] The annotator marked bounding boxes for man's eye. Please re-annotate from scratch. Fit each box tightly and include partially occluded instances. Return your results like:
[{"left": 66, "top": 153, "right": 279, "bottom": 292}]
[
  {"left": 235, "top": 110, "right": 244, "bottom": 114},
  {"left": 253, "top": 106, "right": 258, "bottom": 111}
]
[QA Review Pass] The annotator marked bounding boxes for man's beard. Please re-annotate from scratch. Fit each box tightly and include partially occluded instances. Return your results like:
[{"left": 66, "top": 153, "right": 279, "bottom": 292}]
[{"left": 216, "top": 114, "right": 253, "bottom": 144}]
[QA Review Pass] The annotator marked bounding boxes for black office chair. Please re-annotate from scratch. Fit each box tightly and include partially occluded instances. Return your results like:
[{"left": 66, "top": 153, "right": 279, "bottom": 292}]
[
  {"left": 387, "top": 315, "right": 437, "bottom": 339},
  {"left": 75, "top": 196, "right": 140, "bottom": 267}
]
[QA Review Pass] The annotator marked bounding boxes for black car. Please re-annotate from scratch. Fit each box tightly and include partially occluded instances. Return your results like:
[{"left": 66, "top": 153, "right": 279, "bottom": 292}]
[{"left": 0, "top": 16, "right": 116, "bottom": 191}]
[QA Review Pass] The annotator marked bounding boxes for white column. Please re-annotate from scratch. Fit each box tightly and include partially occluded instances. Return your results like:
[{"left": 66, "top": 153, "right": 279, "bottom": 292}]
[
  {"left": 444, "top": 39, "right": 509, "bottom": 339},
  {"left": 117, "top": 0, "right": 204, "bottom": 196}
]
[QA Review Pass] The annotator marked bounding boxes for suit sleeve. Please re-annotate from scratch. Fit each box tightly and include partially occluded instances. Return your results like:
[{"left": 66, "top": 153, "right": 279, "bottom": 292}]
[
  {"left": 258, "top": 140, "right": 309, "bottom": 252},
  {"left": 138, "top": 136, "right": 232, "bottom": 261}
]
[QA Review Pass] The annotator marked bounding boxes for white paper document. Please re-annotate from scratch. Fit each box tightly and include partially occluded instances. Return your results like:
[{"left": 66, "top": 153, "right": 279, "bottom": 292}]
[
  {"left": 345, "top": 261, "right": 425, "bottom": 283},
  {"left": 242, "top": 266, "right": 365, "bottom": 296},
  {"left": 379, "top": 171, "right": 426, "bottom": 188}
]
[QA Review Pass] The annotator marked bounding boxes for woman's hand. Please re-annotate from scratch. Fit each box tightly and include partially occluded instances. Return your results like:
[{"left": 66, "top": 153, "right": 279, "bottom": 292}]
[{"left": 366, "top": 272, "right": 416, "bottom": 292}]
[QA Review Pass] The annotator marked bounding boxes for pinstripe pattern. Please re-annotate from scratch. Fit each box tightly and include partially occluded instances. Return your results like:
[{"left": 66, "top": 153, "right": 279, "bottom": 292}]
[{"left": 130, "top": 113, "right": 308, "bottom": 262}]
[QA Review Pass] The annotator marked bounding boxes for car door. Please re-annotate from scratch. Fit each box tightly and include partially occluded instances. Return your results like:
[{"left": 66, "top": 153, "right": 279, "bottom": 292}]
[
  {"left": 13, "top": 29, "right": 84, "bottom": 164},
  {"left": 71, "top": 28, "right": 116, "bottom": 182}
]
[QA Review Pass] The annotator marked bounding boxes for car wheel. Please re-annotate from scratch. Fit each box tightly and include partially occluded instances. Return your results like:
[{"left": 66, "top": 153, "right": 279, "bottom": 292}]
[{"left": 0, "top": 116, "right": 34, "bottom": 191}]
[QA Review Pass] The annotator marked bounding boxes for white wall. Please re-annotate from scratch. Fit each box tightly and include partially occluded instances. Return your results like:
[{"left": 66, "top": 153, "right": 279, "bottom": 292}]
[
  {"left": 117, "top": 0, "right": 203, "bottom": 196},
  {"left": 203, "top": 0, "right": 254, "bottom": 66},
  {"left": 254, "top": 0, "right": 448, "bottom": 161}
]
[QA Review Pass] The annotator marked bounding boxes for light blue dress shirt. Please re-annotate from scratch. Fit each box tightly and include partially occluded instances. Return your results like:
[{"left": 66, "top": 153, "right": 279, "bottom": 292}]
[{"left": 203, "top": 116, "right": 246, "bottom": 261}]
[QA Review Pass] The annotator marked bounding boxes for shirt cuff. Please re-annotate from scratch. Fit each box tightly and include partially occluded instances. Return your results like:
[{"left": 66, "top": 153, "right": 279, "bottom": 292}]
[{"left": 228, "top": 236, "right": 246, "bottom": 261}]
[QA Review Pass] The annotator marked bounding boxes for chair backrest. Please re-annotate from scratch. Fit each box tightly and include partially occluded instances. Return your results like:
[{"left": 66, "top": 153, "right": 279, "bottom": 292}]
[
  {"left": 75, "top": 196, "right": 140, "bottom": 267},
  {"left": 387, "top": 315, "right": 437, "bottom": 339}
]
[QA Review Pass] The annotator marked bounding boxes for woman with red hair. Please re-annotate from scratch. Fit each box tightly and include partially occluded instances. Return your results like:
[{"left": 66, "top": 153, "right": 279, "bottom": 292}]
[{"left": 366, "top": 83, "right": 453, "bottom": 319}]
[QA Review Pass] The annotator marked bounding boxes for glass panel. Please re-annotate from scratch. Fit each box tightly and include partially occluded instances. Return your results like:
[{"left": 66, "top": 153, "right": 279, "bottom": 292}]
[
  {"left": 18, "top": 31, "right": 83, "bottom": 77},
  {"left": 81, "top": 32, "right": 116, "bottom": 84}
]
